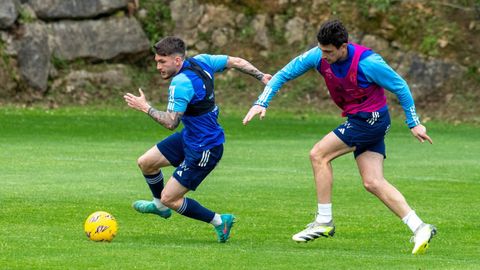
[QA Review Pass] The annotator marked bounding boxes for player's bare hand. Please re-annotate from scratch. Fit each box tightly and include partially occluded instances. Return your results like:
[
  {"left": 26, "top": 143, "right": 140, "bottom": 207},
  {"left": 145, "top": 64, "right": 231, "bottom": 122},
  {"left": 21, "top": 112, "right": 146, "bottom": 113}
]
[
  {"left": 261, "top": 74, "right": 273, "bottom": 85},
  {"left": 124, "top": 88, "right": 150, "bottom": 113},
  {"left": 410, "top": 124, "right": 433, "bottom": 144},
  {"left": 242, "top": 105, "right": 267, "bottom": 125}
]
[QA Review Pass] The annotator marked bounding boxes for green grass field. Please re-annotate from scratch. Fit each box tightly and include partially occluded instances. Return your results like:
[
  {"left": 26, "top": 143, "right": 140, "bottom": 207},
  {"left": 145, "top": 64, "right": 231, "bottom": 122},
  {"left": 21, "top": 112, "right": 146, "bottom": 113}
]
[{"left": 1, "top": 107, "right": 479, "bottom": 269}]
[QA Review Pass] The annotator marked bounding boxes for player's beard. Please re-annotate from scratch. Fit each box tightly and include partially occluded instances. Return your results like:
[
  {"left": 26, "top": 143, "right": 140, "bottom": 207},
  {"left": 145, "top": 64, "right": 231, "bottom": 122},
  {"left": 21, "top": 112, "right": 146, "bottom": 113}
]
[{"left": 160, "top": 69, "right": 176, "bottom": 80}]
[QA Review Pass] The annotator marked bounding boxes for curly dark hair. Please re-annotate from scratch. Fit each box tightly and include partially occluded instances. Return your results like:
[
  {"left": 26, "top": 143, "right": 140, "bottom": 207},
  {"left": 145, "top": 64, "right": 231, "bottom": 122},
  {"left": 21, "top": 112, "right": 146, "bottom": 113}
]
[
  {"left": 316, "top": 20, "right": 349, "bottom": 48},
  {"left": 153, "top": 36, "right": 186, "bottom": 57}
]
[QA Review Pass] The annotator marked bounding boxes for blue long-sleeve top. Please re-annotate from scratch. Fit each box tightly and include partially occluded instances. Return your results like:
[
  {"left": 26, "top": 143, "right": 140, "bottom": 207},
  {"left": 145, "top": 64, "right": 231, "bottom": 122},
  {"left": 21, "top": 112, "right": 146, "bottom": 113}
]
[{"left": 255, "top": 44, "right": 420, "bottom": 128}]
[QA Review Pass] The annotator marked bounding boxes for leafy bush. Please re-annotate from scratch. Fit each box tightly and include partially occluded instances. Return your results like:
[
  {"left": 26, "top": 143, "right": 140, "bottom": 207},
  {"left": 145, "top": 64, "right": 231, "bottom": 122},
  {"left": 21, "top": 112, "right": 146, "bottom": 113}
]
[{"left": 137, "top": 0, "right": 173, "bottom": 44}]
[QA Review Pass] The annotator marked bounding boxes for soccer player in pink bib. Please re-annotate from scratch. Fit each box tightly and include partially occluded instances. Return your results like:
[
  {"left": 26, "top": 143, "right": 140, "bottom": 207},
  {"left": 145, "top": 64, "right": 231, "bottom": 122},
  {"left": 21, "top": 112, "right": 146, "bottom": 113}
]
[{"left": 243, "top": 19, "right": 436, "bottom": 255}]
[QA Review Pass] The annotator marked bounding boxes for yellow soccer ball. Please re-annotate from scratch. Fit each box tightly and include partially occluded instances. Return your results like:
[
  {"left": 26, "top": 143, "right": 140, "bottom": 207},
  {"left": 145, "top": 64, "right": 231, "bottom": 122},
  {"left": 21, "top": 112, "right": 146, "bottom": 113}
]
[{"left": 84, "top": 211, "right": 118, "bottom": 242}]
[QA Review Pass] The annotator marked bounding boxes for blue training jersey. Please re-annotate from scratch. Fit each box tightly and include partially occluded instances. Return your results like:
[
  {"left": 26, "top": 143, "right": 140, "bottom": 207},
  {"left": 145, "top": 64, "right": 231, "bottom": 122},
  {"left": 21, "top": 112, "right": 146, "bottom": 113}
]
[
  {"left": 168, "top": 54, "right": 228, "bottom": 151},
  {"left": 256, "top": 44, "right": 420, "bottom": 128}
]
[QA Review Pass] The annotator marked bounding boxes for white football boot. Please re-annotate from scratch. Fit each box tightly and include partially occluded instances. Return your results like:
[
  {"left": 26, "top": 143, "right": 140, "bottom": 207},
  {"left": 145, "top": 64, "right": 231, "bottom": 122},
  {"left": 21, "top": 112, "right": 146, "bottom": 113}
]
[
  {"left": 411, "top": 223, "right": 437, "bottom": 255},
  {"left": 292, "top": 220, "right": 335, "bottom": 242}
]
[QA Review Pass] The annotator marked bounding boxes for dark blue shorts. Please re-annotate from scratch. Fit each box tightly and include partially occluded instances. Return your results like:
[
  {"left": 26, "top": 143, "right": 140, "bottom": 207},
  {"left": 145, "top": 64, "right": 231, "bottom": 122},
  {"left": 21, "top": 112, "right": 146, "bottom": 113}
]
[
  {"left": 333, "top": 109, "right": 391, "bottom": 159},
  {"left": 156, "top": 132, "right": 223, "bottom": 191}
]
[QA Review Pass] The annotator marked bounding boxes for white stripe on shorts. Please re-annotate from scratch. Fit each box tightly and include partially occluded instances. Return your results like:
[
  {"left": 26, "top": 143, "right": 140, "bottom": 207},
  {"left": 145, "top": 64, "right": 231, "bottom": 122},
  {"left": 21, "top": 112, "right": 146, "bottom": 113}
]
[{"left": 198, "top": 150, "right": 211, "bottom": 167}]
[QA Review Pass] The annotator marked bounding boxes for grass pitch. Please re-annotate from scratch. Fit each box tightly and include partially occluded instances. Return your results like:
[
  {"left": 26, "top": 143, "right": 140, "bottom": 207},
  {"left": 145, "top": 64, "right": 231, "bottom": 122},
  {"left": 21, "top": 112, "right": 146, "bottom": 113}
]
[{"left": 0, "top": 107, "right": 479, "bottom": 269}]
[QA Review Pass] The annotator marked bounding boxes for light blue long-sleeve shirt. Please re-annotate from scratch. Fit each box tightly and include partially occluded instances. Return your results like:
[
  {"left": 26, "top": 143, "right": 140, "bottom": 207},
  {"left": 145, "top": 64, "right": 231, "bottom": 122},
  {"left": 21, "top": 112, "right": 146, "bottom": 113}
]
[{"left": 256, "top": 45, "right": 420, "bottom": 128}]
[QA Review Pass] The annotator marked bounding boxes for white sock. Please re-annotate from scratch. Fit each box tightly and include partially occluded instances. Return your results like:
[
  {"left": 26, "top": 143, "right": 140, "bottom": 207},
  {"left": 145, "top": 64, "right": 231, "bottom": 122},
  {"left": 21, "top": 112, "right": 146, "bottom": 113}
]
[
  {"left": 210, "top": 213, "right": 222, "bottom": 227},
  {"left": 402, "top": 210, "right": 423, "bottom": 233},
  {"left": 315, "top": 203, "right": 332, "bottom": 224},
  {"left": 153, "top": 198, "right": 169, "bottom": 211}
]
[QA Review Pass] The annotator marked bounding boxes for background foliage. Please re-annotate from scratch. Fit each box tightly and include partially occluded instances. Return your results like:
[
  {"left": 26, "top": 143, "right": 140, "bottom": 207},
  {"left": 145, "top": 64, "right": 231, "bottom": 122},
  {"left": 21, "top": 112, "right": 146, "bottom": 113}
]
[{"left": 1, "top": 0, "right": 478, "bottom": 124}]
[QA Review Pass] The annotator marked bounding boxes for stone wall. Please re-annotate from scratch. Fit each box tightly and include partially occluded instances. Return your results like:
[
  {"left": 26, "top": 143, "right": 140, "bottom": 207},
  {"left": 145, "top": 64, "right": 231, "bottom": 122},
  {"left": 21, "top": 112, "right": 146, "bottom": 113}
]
[
  {"left": 0, "top": 0, "right": 149, "bottom": 97},
  {"left": 167, "top": 0, "right": 468, "bottom": 104}
]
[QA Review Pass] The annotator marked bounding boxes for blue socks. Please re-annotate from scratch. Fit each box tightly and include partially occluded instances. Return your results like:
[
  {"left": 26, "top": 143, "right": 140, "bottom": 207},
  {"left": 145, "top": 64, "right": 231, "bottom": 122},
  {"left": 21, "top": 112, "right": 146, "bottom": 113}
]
[
  {"left": 144, "top": 171, "right": 164, "bottom": 199},
  {"left": 144, "top": 172, "right": 215, "bottom": 223},
  {"left": 176, "top": 197, "right": 215, "bottom": 223}
]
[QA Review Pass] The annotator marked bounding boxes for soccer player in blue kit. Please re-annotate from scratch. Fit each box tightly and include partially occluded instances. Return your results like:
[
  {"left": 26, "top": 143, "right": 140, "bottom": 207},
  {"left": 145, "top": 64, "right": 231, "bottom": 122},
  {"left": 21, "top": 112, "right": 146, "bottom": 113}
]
[
  {"left": 243, "top": 20, "right": 436, "bottom": 254},
  {"left": 124, "top": 36, "right": 271, "bottom": 242}
]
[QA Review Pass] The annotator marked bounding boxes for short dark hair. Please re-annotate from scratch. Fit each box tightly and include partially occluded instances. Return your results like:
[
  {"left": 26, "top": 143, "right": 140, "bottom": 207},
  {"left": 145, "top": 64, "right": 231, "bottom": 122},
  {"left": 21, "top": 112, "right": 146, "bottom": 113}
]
[
  {"left": 153, "top": 36, "right": 186, "bottom": 57},
  {"left": 317, "top": 20, "right": 349, "bottom": 48}
]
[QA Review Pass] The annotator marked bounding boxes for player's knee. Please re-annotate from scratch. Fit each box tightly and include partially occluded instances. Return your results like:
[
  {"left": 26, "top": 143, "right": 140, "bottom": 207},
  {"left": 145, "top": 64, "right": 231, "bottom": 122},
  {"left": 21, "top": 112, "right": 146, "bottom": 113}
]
[
  {"left": 310, "top": 147, "right": 327, "bottom": 164},
  {"left": 137, "top": 155, "right": 154, "bottom": 174},
  {"left": 137, "top": 156, "right": 147, "bottom": 170},
  {"left": 159, "top": 192, "right": 177, "bottom": 208},
  {"left": 362, "top": 177, "right": 382, "bottom": 193}
]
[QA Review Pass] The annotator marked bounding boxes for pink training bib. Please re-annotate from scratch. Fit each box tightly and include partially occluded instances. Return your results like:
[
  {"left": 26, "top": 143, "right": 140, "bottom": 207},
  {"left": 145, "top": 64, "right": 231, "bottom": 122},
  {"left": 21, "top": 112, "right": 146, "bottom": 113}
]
[{"left": 317, "top": 43, "right": 387, "bottom": 116}]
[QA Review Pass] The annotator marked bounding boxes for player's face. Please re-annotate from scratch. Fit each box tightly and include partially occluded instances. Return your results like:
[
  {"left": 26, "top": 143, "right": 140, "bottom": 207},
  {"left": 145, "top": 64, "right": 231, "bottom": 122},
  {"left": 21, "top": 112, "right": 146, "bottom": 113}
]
[
  {"left": 154, "top": 54, "right": 183, "bottom": 80},
  {"left": 318, "top": 43, "right": 348, "bottom": 64}
]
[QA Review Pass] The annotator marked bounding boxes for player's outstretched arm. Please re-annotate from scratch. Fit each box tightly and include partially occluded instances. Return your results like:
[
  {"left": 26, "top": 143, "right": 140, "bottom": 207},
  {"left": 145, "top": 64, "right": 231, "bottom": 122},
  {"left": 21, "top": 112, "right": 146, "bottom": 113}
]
[
  {"left": 226, "top": 56, "right": 272, "bottom": 84},
  {"left": 123, "top": 88, "right": 183, "bottom": 130},
  {"left": 410, "top": 124, "right": 433, "bottom": 144},
  {"left": 242, "top": 48, "right": 320, "bottom": 126}
]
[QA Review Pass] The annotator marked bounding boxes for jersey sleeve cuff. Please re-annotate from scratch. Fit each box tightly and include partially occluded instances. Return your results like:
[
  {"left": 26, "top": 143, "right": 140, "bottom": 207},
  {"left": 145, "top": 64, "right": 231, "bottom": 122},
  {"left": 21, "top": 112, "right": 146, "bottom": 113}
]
[
  {"left": 254, "top": 101, "right": 268, "bottom": 108},
  {"left": 407, "top": 120, "right": 420, "bottom": 129}
]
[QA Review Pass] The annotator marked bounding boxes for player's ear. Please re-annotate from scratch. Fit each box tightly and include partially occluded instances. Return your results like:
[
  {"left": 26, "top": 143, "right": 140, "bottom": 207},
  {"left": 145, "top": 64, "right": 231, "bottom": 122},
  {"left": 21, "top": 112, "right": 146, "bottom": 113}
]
[{"left": 175, "top": 55, "right": 184, "bottom": 65}]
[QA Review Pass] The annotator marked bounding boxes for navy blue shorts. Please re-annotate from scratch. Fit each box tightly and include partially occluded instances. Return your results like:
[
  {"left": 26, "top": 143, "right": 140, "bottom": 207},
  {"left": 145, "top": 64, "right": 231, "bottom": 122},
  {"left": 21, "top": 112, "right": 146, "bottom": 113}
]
[
  {"left": 156, "top": 132, "right": 223, "bottom": 191},
  {"left": 333, "top": 109, "right": 391, "bottom": 159}
]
